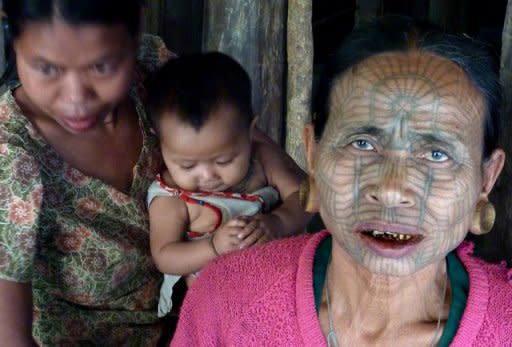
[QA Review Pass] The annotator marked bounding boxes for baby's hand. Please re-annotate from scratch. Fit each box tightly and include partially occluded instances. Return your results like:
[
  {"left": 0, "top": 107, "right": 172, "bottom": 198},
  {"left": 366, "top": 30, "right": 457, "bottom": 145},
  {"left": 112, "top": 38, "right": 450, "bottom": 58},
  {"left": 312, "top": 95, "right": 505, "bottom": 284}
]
[{"left": 211, "top": 217, "right": 250, "bottom": 255}]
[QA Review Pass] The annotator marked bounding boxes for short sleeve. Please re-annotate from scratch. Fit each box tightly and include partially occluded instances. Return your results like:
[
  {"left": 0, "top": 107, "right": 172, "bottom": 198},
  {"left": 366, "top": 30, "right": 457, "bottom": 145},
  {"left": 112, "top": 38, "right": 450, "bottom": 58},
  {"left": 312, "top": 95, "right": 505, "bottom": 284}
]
[{"left": 0, "top": 142, "right": 41, "bottom": 282}]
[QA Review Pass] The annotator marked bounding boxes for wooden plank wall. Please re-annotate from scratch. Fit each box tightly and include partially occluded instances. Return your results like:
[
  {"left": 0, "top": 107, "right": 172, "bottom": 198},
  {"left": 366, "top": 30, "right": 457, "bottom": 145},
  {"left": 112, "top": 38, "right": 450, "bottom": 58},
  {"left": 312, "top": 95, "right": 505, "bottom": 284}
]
[
  {"left": 203, "top": 0, "right": 287, "bottom": 144},
  {"left": 143, "top": 0, "right": 204, "bottom": 55}
]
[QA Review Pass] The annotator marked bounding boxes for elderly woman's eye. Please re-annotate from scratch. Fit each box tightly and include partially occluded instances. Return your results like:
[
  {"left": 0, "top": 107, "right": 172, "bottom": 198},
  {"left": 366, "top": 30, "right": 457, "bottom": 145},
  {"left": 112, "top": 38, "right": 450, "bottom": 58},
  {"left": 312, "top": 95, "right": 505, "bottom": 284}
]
[
  {"left": 351, "top": 139, "right": 375, "bottom": 151},
  {"left": 424, "top": 150, "right": 449, "bottom": 162}
]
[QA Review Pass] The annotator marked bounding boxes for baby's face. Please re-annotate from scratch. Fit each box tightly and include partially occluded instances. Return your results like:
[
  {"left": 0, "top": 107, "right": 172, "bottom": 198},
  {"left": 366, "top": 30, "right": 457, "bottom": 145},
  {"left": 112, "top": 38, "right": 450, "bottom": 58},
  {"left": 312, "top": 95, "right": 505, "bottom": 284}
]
[{"left": 159, "top": 103, "right": 252, "bottom": 192}]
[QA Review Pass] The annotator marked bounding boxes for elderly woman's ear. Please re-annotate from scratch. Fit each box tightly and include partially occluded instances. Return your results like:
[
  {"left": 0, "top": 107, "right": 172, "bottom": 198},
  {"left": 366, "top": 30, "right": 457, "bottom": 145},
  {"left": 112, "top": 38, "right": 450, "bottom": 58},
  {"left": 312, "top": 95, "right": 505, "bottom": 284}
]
[
  {"left": 299, "top": 124, "right": 319, "bottom": 213},
  {"left": 481, "top": 149, "right": 505, "bottom": 197},
  {"left": 470, "top": 149, "right": 506, "bottom": 235}
]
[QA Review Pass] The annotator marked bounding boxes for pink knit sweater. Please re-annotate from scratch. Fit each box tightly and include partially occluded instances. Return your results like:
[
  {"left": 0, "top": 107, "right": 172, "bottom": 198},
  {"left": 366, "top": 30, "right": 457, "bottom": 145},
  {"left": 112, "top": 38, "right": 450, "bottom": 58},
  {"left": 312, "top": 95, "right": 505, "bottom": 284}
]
[{"left": 171, "top": 231, "right": 512, "bottom": 346}]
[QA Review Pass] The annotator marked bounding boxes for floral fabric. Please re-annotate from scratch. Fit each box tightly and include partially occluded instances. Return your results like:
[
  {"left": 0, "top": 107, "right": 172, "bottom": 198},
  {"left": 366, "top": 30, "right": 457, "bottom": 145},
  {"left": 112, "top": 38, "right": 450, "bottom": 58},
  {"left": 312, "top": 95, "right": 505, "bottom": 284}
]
[{"left": 0, "top": 34, "right": 169, "bottom": 346}]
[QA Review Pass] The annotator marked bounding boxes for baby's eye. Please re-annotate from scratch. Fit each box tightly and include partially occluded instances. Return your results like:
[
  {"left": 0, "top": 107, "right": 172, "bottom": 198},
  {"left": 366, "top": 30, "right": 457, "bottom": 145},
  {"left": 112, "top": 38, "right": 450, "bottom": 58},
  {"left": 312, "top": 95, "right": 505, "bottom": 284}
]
[
  {"left": 216, "top": 159, "right": 233, "bottom": 166},
  {"left": 179, "top": 164, "right": 195, "bottom": 170},
  {"left": 424, "top": 150, "right": 450, "bottom": 162},
  {"left": 351, "top": 139, "right": 375, "bottom": 151}
]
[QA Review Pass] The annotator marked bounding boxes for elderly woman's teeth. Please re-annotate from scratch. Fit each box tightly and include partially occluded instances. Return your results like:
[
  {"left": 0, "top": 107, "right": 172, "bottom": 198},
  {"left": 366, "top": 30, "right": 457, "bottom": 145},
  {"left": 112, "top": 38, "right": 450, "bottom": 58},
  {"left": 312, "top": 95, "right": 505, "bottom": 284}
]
[{"left": 368, "top": 230, "right": 413, "bottom": 241}]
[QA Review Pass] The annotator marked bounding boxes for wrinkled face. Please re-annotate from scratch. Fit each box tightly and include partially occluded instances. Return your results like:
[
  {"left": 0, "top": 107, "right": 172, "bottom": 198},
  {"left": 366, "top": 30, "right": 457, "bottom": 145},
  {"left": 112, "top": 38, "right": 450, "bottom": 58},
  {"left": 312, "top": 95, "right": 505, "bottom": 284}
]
[
  {"left": 159, "top": 103, "right": 253, "bottom": 192},
  {"left": 314, "top": 52, "right": 495, "bottom": 276},
  {"left": 14, "top": 18, "right": 137, "bottom": 134}
]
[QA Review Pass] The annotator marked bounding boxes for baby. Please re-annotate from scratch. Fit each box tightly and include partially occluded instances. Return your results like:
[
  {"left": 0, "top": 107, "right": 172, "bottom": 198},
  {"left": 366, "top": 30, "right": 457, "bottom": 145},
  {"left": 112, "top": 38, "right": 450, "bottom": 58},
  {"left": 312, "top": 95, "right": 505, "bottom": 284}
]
[{"left": 146, "top": 52, "right": 310, "bottom": 316}]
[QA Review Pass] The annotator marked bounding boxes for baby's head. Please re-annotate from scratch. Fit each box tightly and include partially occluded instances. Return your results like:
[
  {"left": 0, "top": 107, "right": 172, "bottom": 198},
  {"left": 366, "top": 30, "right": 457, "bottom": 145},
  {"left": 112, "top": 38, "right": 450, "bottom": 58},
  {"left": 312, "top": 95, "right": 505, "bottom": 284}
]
[{"left": 148, "top": 52, "right": 255, "bottom": 192}]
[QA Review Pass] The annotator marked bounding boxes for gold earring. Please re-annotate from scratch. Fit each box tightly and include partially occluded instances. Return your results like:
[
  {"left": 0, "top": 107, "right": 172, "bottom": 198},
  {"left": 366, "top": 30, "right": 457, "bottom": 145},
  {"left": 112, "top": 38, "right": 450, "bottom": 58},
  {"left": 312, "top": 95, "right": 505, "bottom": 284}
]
[
  {"left": 299, "top": 176, "right": 319, "bottom": 213},
  {"left": 471, "top": 200, "right": 496, "bottom": 235}
]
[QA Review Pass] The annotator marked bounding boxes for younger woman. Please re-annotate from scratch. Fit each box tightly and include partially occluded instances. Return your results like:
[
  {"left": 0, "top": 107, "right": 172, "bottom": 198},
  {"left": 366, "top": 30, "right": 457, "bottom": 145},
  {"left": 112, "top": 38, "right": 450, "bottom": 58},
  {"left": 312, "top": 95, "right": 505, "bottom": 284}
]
[{"left": 0, "top": 1, "right": 305, "bottom": 345}]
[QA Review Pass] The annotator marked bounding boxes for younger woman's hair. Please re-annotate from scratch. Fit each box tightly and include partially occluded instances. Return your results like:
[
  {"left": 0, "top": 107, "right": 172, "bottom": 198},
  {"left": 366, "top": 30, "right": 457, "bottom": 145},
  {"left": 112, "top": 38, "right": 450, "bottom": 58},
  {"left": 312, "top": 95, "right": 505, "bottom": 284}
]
[
  {"left": 314, "top": 16, "right": 502, "bottom": 160},
  {"left": 1, "top": 0, "right": 144, "bottom": 85},
  {"left": 4, "top": 0, "right": 144, "bottom": 38}
]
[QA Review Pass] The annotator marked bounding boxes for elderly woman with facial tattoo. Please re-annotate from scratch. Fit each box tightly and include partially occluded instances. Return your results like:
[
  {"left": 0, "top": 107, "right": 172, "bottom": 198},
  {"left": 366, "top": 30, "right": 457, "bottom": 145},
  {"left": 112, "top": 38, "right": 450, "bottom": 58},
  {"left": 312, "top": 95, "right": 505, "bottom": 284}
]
[{"left": 170, "top": 17, "right": 512, "bottom": 347}]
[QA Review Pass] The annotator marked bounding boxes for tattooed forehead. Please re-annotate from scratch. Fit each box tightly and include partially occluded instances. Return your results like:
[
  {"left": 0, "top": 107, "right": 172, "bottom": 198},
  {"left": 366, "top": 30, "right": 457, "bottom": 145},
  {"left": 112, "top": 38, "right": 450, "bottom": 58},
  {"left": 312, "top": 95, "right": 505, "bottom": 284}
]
[{"left": 324, "top": 52, "right": 485, "bottom": 148}]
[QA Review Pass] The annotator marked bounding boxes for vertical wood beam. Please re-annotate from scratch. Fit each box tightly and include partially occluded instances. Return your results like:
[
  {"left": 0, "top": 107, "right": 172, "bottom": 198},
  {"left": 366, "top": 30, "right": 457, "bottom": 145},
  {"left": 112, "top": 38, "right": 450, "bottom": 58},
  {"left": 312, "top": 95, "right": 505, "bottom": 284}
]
[{"left": 286, "top": 0, "right": 313, "bottom": 169}]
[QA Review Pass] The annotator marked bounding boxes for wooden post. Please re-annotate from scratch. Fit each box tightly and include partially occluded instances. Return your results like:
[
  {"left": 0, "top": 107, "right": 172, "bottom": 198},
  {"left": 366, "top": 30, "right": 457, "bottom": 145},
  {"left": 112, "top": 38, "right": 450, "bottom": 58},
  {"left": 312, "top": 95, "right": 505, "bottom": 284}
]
[
  {"left": 203, "top": 0, "right": 286, "bottom": 144},
  {"left": 286, "top": 0, "right": 313, "bottom": 170},
  {"left": 485, "top": 0, "right": 512, "bottom": 263}
]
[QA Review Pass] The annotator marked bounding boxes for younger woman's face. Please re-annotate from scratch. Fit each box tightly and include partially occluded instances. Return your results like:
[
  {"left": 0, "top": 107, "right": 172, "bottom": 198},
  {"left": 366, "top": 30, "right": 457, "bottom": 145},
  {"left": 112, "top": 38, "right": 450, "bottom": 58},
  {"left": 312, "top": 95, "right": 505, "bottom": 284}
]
[
  {"left": 14, "top": 18, "right": 138, "bottom": 134},
  {"left": 310, "top": 52, "right": 504, "bottom": 276}
]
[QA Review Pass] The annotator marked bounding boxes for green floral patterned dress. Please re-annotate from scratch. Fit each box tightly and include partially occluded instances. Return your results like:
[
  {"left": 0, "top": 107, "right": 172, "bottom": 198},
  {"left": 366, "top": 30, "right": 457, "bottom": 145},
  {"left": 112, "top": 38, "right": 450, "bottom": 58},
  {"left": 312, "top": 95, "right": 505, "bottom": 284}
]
[{"left": 0, "top": 35, "right": 173, "bottom": 346}]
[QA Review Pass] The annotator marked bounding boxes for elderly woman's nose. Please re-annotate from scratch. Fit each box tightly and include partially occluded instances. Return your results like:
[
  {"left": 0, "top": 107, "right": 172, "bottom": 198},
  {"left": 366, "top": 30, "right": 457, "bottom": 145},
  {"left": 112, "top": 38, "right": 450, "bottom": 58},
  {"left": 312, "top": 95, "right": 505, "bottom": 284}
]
[{"left": 365, "top": 158, "right": 415, "bottom": 208}]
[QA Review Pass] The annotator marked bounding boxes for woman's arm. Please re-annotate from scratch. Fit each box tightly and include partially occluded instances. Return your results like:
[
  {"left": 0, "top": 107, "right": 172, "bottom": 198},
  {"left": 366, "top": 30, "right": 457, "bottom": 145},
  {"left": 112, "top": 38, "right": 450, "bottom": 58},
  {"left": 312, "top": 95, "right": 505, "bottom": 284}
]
[
  {"left": 252, "top": 130, "right": 313, "bottom": 238},
  {"left": 0, "top": 140, "right": 41, "bottom": 346},
  {"left": 252, "top": 128, "right": 307, "bottom": 182},
  {"left": 0, "top": 279, "right": 37, "bottom": 346}
]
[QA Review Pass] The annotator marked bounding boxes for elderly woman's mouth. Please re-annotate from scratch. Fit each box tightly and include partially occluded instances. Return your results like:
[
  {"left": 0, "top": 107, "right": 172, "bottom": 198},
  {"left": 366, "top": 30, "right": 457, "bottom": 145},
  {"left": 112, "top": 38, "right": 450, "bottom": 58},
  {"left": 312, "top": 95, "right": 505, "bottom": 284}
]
[
  {"left": 361, "top": 230, "right": 423, "bottom": 242},
  {"left": 358, "top": 228, "right": 424, "bottom": 257}
]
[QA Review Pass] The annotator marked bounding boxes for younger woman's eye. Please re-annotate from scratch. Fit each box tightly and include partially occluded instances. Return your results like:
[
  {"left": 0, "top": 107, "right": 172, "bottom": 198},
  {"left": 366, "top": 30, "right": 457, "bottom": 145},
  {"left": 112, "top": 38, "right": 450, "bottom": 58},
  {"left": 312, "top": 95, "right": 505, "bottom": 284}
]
[
  {"left": 424, "top": 149, "right": 450, "bottom": 162},
  {"left": 37, "top": 64, "right": 59, "bottom": 77},
  {"left": 351, "top": 139, "right": 375, "bottom": 151},
  {"left": 91, "top": 62, "right": 116, "bottom": 75}
]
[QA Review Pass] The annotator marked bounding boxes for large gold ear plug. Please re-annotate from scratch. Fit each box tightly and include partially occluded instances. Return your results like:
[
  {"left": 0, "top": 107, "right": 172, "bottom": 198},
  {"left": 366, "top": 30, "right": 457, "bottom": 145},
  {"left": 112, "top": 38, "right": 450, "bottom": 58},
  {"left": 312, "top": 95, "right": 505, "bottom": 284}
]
[
  {"left": 299, "top": 176, "right": 319, "bottom": 213},
  {"left": 471, "top": 200, "right": 496, "bottom": 235}
]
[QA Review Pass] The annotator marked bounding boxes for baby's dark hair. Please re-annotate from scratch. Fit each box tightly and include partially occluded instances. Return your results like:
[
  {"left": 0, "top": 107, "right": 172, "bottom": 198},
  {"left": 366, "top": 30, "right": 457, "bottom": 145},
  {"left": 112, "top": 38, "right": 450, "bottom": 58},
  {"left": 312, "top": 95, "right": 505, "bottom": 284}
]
[{"left": 147, "top": 52, "right": 254, "bottom": 136}]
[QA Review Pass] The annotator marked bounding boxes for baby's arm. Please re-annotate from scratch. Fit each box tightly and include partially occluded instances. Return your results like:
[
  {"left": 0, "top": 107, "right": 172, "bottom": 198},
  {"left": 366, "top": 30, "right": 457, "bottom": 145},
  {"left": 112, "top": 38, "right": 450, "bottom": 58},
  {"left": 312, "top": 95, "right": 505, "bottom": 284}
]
[
  {"left": 149, "top": 197, "right": 257, "bottom": 275},
  {"left": 150, "top": 196, "right": 217, "bottom": 275},
  {"left": 251, "top": 141, "right": 313, "bottom": 239}
]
